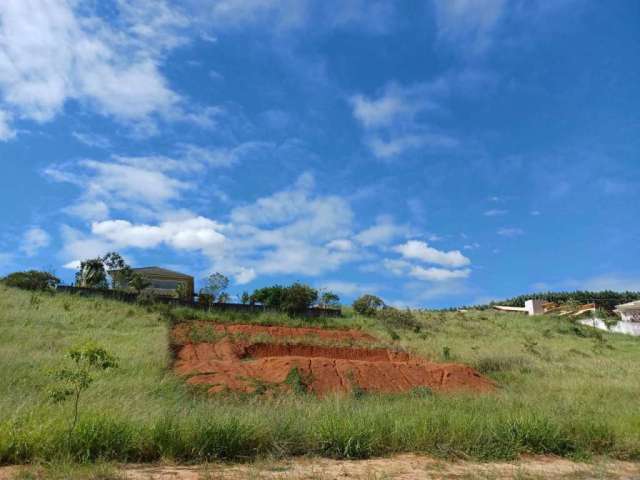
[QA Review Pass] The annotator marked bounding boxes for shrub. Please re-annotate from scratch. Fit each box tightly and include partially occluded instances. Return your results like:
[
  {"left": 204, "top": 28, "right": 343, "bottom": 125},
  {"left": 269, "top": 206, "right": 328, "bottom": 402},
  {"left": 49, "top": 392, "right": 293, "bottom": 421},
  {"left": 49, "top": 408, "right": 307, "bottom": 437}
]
[
  {"left": 250, "top": 283, "right": 318, "bottom": 316},
  {"left": 377, "top": 307, "right": 421, "bottom": 331},
  {"left": 2, "top": 270, "right": 60, "bottom": 291},
  {"left": 281, "top": 283, "right": 318, "bottom": 316},
  {"left": 353, "top": 294, "right": 384, "bottom": 316},
  {"left": 251, "top": 285, "right": 287, "bottom": 308}
]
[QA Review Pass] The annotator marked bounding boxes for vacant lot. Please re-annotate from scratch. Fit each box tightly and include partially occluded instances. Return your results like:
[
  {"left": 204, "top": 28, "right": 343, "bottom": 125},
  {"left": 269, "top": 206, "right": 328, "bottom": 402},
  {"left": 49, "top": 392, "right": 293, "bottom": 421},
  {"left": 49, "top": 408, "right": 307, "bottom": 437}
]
[{"left": 2, "top": 285, "right": 640, "bottom": 465}]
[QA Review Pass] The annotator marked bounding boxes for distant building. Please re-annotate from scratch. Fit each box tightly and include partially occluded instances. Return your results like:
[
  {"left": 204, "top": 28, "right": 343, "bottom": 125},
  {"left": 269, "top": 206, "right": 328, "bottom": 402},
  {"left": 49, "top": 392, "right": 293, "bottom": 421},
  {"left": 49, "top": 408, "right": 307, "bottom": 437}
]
[
  {"left": 614, "top": 300, "right": 640, "bottom": 322},
  {"left": 130, "top": 267, "right": 194, "bottom": 299}
]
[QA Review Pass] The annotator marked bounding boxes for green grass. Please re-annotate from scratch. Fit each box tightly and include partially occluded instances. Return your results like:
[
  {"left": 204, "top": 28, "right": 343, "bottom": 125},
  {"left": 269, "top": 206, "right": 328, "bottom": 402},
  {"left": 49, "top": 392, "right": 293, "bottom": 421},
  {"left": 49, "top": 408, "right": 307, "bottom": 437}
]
[{"left": 2, "top": 285, "right": 640, "bottom": 464}]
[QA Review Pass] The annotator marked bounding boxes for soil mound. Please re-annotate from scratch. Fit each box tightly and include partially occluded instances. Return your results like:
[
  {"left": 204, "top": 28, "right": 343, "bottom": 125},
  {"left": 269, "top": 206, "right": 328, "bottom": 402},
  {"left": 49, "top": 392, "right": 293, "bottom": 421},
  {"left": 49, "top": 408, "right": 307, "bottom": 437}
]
[{"left": 172, "top": 323, "right": 494, "bottom": 395}]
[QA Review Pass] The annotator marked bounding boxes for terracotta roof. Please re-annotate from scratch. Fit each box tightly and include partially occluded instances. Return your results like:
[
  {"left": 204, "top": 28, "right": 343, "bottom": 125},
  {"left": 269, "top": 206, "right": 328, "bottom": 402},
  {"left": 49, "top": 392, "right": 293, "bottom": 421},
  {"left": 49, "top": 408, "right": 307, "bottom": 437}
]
[{"left": 131, "top": 267, "right": 193, "bottom": 279}]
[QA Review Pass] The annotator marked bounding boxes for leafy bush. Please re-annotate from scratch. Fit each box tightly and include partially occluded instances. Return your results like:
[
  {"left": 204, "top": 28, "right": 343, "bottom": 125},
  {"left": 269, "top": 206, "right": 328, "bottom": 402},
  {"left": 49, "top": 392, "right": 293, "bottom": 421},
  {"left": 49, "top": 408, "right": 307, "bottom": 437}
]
[
  {"left": 251, "top": 285, "right": 287, "bottom": 308},
  {"left": 377, "top": 307, "right": 421, "bottom": 331},
  {"left": 2, "top": 270, "right": 60, "bottom": 291},
  {"left": 251, "top": 283, "right": 318, "bottom": 316},
  {"left": 353, "top": 294, "right": 384, "bottom": 316},
  {"left": 281, "top": 283, "right": 318, "bottom": 316}
]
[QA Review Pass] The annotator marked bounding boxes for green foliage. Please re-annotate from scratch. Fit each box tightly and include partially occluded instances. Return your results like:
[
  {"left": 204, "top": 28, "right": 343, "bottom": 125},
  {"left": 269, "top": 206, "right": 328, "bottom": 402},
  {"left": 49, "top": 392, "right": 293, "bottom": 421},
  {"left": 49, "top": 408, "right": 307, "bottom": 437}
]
[
  {"left": 281, "top": 283, "right": 318, "bottom": 316},
  {"left": 48, "top": 343, "right": 118, "bottom": 442},
  {"left": 251, "top": 285, "right": 286, "bottom": 308},
  {"left": 2, "top": 286, "right": 640, "bottom": 464},
  {"left": 102, "top": 252, "right": 132, "bottom": 290},
  {"left": 319, "top": 291, "right": 340, "bottom": 308},
  {"left": 377, "top": 307, "right": 421, "bottom": 331},
  {"left": 251, "top": 283, "right": 319, "bottom": 316},
  {"left": 201, "top": 273, "right": 229, "bottom": 302},
  {"left": 129, "top": 272, "right": 151, "bottom": 294},
  {"left": 352, "top": 294, "right": 384, "bottom": 316},
  {"left": 1, "top": 270, "right": 60, "bottom": 291},
  {"left": 284, "top": 367, "right": 312, "bottom": 395},
  {"left": 75, "top": 258, "right": 108, "bottom": 289},
  {"left": 175, "top": 282, "right": 189, "bottom": 301},
  {"left": 240, "top": 291, "right": 250, "bottom": 304},
  {"left": 136, "top": 289, "right": 156, "bottom": 306}
]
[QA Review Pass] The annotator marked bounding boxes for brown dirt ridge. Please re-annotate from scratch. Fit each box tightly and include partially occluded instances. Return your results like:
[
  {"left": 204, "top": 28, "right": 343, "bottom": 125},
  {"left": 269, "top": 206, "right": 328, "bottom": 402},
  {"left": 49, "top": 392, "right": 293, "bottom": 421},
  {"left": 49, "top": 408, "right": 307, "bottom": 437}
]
[{"left": 172, "top": 323, "right": 495, "bottom": 395}]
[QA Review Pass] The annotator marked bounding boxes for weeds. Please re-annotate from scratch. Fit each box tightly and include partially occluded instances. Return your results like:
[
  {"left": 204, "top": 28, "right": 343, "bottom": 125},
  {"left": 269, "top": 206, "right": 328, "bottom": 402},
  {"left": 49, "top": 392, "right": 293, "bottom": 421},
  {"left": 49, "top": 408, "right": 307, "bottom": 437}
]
[{"left": 2, "top": 285, "right": 640, "bottom": 464}]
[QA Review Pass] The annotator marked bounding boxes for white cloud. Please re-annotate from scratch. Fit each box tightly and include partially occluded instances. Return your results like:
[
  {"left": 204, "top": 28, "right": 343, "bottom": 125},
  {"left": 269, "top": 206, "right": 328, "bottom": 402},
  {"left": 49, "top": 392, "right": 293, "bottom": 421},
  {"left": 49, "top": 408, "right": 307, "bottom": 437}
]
[
  {"left": 350, "top": 81, "right": 458, "bottom": 158},
  {"left": 394, "top": 240, "right": 470, "bottom": 267},
  {"left": 484, "top": 209, "right": 508, "bottom": 217},
  {"left": 180, "top": 141, "right": 273, "bottom": 168},
  {"left": 433, "top": 0, "right": 507, "bottom": 55},
  {"left": 0, "top": 109, "right": 15, "bottom": 140},
  {"left": 409, "top": 265, "right": 471, "bottom": 282},
  {"left": 91, "top": 217, "right": 226, "bottom": 251},
  {"left": 366, "top": 132, "right": 457, "bottom": 159},
  {"left": 72, "top": 131, "right": 111, "bottom": 149},
  {"left": 326, "top": 239, "right": 354, "bottom": 251},
  {"left": 45, "top": 156, "right": 192, "bottom": 219},
  {"left": 355, "top": 216, "right": 408, "bottom": 247},
  {"left": 0, "top": 0, "right": 216, "bottom": 137},
  {"left": 21, "top": 227, "right": 51, "bottom": 256},
  {"left": 497, "top": 227, "right": 524, "bottom": 237},
  {"left": 350, "top": 85, "right": 424, "bottom": 129}
]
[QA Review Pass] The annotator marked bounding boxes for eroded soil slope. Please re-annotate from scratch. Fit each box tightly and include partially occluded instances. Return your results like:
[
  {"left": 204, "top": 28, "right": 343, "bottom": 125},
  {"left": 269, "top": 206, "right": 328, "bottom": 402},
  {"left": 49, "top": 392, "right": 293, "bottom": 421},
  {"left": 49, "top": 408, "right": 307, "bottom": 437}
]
[{"left": 172, "top": 323, "right": 494, "bottom": 395}]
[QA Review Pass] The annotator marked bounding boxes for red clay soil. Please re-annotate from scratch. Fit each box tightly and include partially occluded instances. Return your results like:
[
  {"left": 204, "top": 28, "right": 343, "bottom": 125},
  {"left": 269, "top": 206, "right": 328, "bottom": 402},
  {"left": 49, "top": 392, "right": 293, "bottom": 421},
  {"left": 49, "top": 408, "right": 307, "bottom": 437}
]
[{"left": 172, "top": 324, "right": 494, "bottom": 395}]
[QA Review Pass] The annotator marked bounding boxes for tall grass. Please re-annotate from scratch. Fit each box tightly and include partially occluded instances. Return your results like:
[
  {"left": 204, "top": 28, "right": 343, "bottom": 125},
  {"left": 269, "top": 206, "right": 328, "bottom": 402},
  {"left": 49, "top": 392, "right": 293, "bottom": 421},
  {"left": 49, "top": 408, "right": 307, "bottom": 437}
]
[{"left": 1, "top": 285, "right": 640, "bottom": 464}]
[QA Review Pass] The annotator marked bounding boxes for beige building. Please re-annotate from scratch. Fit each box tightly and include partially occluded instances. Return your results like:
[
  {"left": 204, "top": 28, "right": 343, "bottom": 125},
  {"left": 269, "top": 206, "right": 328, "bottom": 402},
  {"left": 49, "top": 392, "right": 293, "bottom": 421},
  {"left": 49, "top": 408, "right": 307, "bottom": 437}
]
[
  {"left": 615, "top": 300, "right": 640, "bottom": 322},
  {"left": 131, "top": 267, "right": 194, "bottom": 299}
]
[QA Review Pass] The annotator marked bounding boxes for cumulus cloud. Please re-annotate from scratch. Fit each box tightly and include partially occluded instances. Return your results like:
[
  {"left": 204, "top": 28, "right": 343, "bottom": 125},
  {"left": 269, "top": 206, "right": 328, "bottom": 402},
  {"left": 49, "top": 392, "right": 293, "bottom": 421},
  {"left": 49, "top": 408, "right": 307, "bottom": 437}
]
[
  {"left": 0, "top": 0, "right": 216, "bottom": 138},
  {"left": 409, "top": 265, "right": 471, "bottom": 281},
  {"left": 393, "top": 240, "right": 470, "bottom": 268},
  {"left": 382, "top": 239, "right": 472, "bottom": 283},
  {"left": 21, "top": 227, "right": 50, "bottom": 256},
  {"left": 92, "top": 217, "right": 226, "bottom": 251}
]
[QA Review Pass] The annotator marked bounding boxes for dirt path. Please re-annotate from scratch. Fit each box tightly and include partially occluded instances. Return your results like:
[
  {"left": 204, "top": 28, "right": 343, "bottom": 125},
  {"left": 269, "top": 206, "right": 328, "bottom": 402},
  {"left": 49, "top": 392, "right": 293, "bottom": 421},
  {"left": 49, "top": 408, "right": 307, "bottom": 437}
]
[{"left": 3, "top": 455, "right": 640, "bottom": 479}]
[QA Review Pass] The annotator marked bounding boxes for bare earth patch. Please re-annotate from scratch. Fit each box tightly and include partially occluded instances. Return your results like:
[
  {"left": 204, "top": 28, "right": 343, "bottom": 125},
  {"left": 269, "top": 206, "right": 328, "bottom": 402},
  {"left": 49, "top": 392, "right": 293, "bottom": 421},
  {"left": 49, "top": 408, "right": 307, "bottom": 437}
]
[
  {"left": 4, "top": 455, "right": 640, "bottom": 479},
  {"left": 172, "top": 323, "right": 494, "bottom": 395}
]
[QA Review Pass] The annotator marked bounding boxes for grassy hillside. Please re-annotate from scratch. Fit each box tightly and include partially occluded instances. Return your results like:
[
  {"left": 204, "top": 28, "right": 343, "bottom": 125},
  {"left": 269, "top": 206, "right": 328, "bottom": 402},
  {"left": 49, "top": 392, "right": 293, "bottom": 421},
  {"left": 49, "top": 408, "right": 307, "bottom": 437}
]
[{"left": 2, "top": 285, "right": 640, "bottom": 464}]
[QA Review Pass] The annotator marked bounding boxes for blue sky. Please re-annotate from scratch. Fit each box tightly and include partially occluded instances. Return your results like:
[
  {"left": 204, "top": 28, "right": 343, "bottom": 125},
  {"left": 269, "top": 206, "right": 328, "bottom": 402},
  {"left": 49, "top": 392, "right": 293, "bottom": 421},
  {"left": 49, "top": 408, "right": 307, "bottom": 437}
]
[{"left": 1, "top": 0, "right": 639, "bottom": 307}]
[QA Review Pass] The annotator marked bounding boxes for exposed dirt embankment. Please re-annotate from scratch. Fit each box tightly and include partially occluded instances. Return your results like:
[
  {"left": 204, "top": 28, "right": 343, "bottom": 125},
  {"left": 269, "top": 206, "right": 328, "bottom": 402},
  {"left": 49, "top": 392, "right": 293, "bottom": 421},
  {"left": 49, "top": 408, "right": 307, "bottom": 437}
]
[{"left": 172, "top": 323, "right": 494, "bottom": 395}]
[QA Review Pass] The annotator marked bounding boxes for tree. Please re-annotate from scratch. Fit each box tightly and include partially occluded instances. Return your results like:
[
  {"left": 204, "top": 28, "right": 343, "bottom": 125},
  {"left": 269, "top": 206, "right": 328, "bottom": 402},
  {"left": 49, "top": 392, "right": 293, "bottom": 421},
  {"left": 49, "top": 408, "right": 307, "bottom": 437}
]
[
  {"left": 129, "top": 272, "right": 151, "bottom": 294},
  {"left": 48, "top": 343, "right": 118, "bottom": 443},
  {"left": 251, "top": 285, "right": 286, "bottom": 308},
  {"left": 217, "top": 292, "right": 230, "bottom": 304},
  {"left": 75, "top": 258, "right": 108, "bottom": 289},
  {"left": 281, "top": 283, "right": 318, "bottom": 317},
  {"left": 353, "top": 294, "right": 384, "bottom": 316},
  {"left": 320, "top": 291, "right": 340, "bottom": 308},
  {"left": 2, "top": 270, "right": 60, "bottom": 291},
  {"left": 201, "top": 273, "right": 229, "bottom": 302},
  {"left": 102, "top": 252, "right": 132, "bottom": 290},
  {"left": 241, "top": 291, "right": 250, "bottom": 305},
  {"left": 175, "top": 282, "right": 189, "bottom": 301}
]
